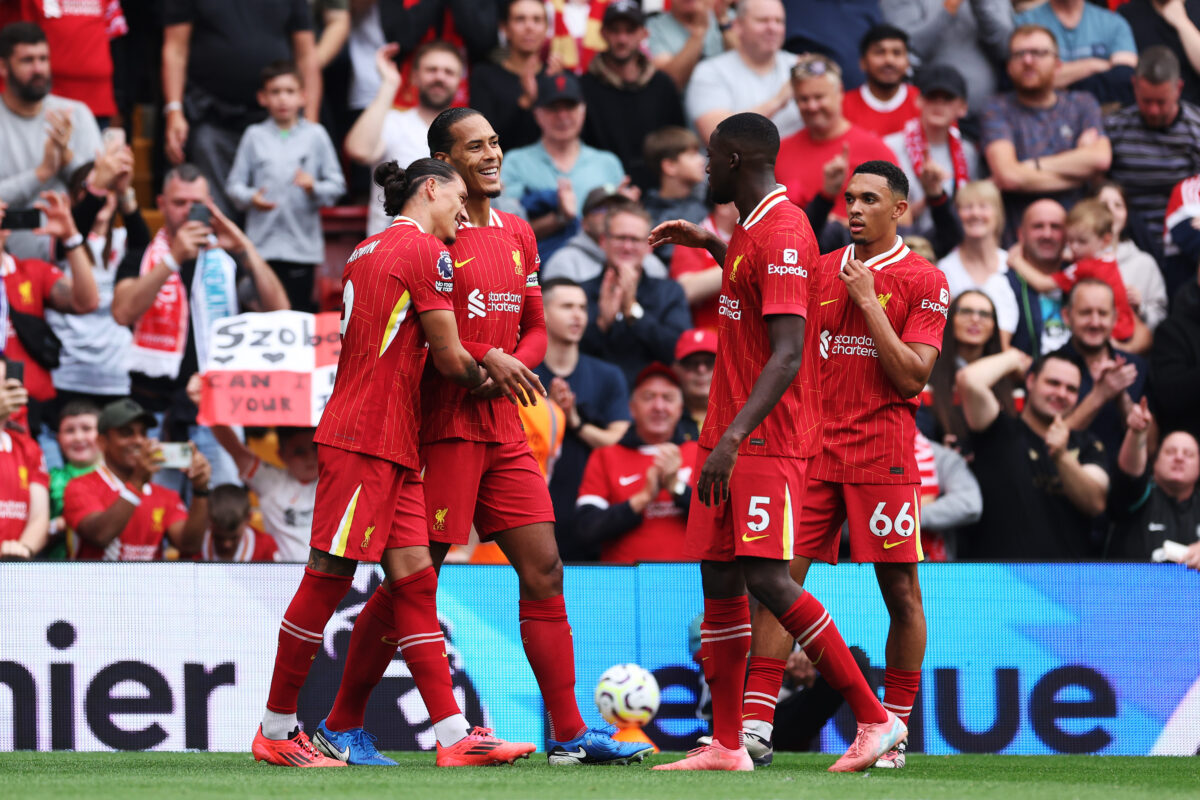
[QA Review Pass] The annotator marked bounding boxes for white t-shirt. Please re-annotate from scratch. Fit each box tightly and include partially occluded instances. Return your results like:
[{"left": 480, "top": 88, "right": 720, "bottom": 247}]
[
  {"left": 368, "top": 108, "right": 433, "bottom": 237},
  {"left": 243, "top": 458, "right": 316, "bottom": 563},
  {"left": 937, "top": 247, "right": 1020, "bottom": 335},
  {"left": 685, "top": 50, "right": 803, "bottom": 139}
]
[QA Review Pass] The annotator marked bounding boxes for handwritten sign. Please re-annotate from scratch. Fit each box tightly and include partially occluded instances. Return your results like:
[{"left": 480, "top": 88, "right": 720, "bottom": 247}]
[{"left": 197, "top": 311, "right": 341, "bottom": 426}]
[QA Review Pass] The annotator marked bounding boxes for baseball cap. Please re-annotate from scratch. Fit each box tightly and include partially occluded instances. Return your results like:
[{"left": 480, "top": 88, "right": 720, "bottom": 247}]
[
  {"left": 675, "top": 328, "right": 717, "bottom": 362},
  {"left": 633, "top": 362, "right": 682, "bottom": 390},
  {"left": 98, "top": 398, "right": 157, "bottom": 433},
  {"left": 536, "top": 71, "right": 583, "bottom": 108},
  {"left": 582, "top": 187, "right": 619, "bottom": 216},
  {"left": 603, "top": 0, "right": 644, "bottom": 27},
  {"left": 916, "top": 64, "right": 967, "bottom": 101}
]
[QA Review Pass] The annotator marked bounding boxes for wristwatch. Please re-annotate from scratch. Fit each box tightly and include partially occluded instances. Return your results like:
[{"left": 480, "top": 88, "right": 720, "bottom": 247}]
[{"left": 628, "top": 302, "right": 644, "bottom": 321}]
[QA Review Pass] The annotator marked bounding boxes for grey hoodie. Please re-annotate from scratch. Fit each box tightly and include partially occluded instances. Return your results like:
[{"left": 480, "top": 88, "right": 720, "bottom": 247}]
[{"left": 540, "top": 231, "right": 668, "bottom": 283}]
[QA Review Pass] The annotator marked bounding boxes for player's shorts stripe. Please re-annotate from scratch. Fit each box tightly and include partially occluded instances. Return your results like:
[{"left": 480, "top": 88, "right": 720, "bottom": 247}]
[
  {"left": 703, "top": 623, "right": 753, "bottom": 636},
  {"left": 280, "top": 620, "right": 323, "bottom": 643},
  {"left": 782, "top": 484, "right": 794, "bottom": 561},
  {"left": 331, "top": 486, "right": 362, "bottom": 557},
  {"left": 797, "top": 612, "right": 832, "bottom": 649},
  {"left": 913, "top": 488, "right": 924, "bottom": 562},
  {"left": 379, "top": 290, "right": 411, "bottom": 357}
]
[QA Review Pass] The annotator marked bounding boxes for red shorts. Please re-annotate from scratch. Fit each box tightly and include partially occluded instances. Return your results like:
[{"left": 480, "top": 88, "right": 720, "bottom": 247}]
[
  {"left": 685, "top": 447, "right": 811, "bottom": 562},
  {"left": 310, "top": 446, "right": 427, "bottom": 562},
  {"left": 794, "top": 479, "right": 924, "bottom": 564},
  {"left": 421, "top": 439, "right": 555, "bottom": 545}
]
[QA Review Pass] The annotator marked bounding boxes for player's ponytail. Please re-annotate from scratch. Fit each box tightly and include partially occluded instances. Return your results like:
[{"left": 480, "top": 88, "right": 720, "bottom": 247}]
[{"left": 374, "top": 157, "right": 460, "bottom": 216}]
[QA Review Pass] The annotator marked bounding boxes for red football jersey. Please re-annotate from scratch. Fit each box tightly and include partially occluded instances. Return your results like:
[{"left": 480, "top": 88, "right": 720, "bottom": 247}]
[
  {"left": 812, "top": 239, "right": 950, "bottom": 484},
  {"left": 63, "top": 466, "right": 188, "bottom": 560},
  {"left": 2, "top": 253, "right": 64, "bottom": 402},
  {"left": 0, "top": 427, "right": 49, "bottom": 543},
  {"left": 195, "top": 527, "right": 279, "bottom": 562},
  {"left": 576, "top": 439, "right": 700, "bottom": 564},
  {"left": 1051, "top": 256, "right": 1135, "bottom": 341},
  {"left": 701, "top": 186, "right": 822, "bottom": 459},
  {"left": 841, "top": 84, "right": 922, "bottom": 138},
  {"left": 315, "top": 217, "right": 456, "bottom": 468},
  {"left": 420, "top": 208, "right": 542, "bottom": 445}
]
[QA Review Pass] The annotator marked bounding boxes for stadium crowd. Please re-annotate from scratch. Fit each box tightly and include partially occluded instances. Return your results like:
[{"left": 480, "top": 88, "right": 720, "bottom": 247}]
[{"left": 1, "top": 0, "right": 1199, "bottom": 570}]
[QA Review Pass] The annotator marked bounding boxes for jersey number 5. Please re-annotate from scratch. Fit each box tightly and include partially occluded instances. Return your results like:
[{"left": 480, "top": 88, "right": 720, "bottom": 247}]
[{"left": 747, "top": 496, "right": 771, "bottom": 532}]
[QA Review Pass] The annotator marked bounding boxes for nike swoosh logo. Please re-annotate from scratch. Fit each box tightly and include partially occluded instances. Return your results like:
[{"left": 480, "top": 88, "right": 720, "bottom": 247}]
[
  {"left": 742, "top": 532, "right": 768, "bottom": 542},
  {"left": 820, "top": 299, "right": 839, "bottom": 306},
  {"left": 618, "top": 474, "right": 641, "bottom": 486},
  {"left": 810, "top": 647, "right": 825, "bottom": 666},
  {"left": 454, "top": 257, "right": 475, "bottom": 269},
  {"left": 323, "top": 738, "right": 350, "bottom": 761},
  {"left": 882, "top": 539, "right": 911, "bottom": 549},
  {"left": 559, "top": 747, "right": 587, "bottom": 758}
]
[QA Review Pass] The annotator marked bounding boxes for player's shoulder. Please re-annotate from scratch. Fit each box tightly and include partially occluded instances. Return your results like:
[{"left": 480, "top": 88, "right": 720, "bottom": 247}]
[
  {"left": 818, "top": 245, "right": 850, "bottom": 269},
  {"left": 494, "top": 208, "right": 535, "bottom": 238}
]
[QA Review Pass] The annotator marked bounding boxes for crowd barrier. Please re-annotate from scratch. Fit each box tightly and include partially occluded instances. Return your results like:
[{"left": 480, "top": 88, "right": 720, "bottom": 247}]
[{"left": 1, "top": 563, "right": 1197, "bottom": 755}]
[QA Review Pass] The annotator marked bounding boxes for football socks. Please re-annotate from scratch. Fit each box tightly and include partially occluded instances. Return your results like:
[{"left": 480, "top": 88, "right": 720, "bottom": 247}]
[
  {"left": 324, "top": 583, "right": 397, "bottom": 733},
  {"left": 701, "top": 596, "right": 753, "bottom": 751},
  {"left": 390, "top": 567, "right": 462, "bottom": 729},
  {"left": 742, "top": 656, "right": 786, "bottom": 734},
  {"left": 883, "top": 666, "right": 921, "bottom": 725},
  {"left": 519, "top": 595, "right": 587, "bottom": 741}
]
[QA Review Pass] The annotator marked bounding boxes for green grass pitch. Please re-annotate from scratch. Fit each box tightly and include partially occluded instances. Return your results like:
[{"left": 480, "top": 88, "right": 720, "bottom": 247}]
[{"left": 3, "top": 752, "right": 1198, "bottom": 800}]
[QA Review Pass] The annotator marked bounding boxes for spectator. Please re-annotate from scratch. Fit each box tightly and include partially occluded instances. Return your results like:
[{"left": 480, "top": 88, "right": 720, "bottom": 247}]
[
  {"left": 883, "top": 64, "right": 978, "bottom": 240},
  {"left": 672, "top": 327, "right": 716, "bottom": 441},
  {"left": 1110, "top": 399, "right": 1200, "bottom": 562},
  {"left": 841, "top": 23, "right": 921, "bottom": 138},
  {"left": 541, "top": 190, "right": 670, "bottom": 283},
  {"left": 670, "top": 201, "right": 738, "bottom": 332},
  {"left": 45, "top": 399, "right": 100, "bottom": 560},
  {"left": 0, "top": 2, "right": 119, "bottom": 122},
  {"left": 981, "top": 24, "right": 1112, "bottom": 235},
  {"left": 0, "top": 358, "right": 49, "bottom": 560},
  {"left": 641, "top": 127, "right": 709, "bottom": 265},
  {"left": 468, "top": 0, "right": 549, "bottom": 152},
  {"left": 574, "top": 363, "right": 698, "bottom": 563},
  {"left": 500, "top": 71, "right": 626, "bottom": 260},
  {"left": 533, "top": 277, "right": 631, "bottom": 556},
  {"left": 0, "top": 22, "right": 102, "bottom": 263},
  {"left": 1121, "top": 0, "right": 1200, "bottom": 106},
  {"left": 780, "top": 0, "right": 882, "bottom": 89},
  {"left": 685, "top": 0, "right": 802, "bottom": 143},
  {"left": 63, "top": 398, "right": 210, "bottom": 561},
  {"left": 346, "top": 42, "right": 463, "bottom": 237},
  {"left": 1052, "top": 278, "right": 1147, "bottom": 462},
  {"left": 881, "top": 0, "right": 1014, "bottom": 117},
  {"left": 226, "top": 60, "right": 346, "bottom": 312},
  {"left": 313, "top": 0, "right": 351, "bottom": 71},
  {"left": 196, "top": 483, "right": 280, "bottom": 562},
  {"left": 111, "top": 165, "right": 289, "bottom": 491},
  {"left": 581, "top": 1, "right": 686, "bottom": 191},
  {"left": 647, "top": 0, "right": 736, "bottom": 91},
  {"left": 1106, "top": 46, "right": 1200, "bottom": 257},
  {"left": 1, "top": 194, "right": 99, "bottom": 450},
  {"left": 1006, "top": 198, "right": 1069, "bottom": 356},
  {"left": 1163, "top": 169, "right": 1200, "bottom": 294},
  {"left": 936, "top": 180, "right": 1019, "bottom": 347},
  {"left": 1148, "top": 265, "right": 1200, "bottom": 445},
  {"left": 922, "top": 289, "right": 1016, "bottom": 455},
  {"left": 1092, "top": 180, "right": 1169, "bottom": 331},
  {"left": 958, "top": 350, "right": 1109, "bottom": 559},
  {"left": 776, "top": 54, "right": 899, "bottom": 232},
  {"left": 580, "top": 204, "right": 692, "bottom": 387},
  {"left": 378, "top": 0, "right": 496, "bottom": 93},
  {"left": 1014, "top": 0, "right": 1138, "bottom": 105},
  {"left": 345, "top": 1, "right": 386, "bottom": 113},
  {"left": 914, "top": 429, "right": 983, "bottom": 561}
]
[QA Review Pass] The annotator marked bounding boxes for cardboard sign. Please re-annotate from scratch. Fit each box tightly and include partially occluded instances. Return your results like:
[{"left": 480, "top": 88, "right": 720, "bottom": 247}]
[{"left": 197, "top": 311, "right": 341, "bottom": 426}]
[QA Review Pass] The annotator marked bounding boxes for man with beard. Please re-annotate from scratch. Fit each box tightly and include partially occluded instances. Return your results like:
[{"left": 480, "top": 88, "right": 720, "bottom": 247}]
[
  {"left": 957, "top": 348, "right": 1109, "bottom": 559},
  {"left": 346, "top": 41, "right": 464, "bottom": 237},
  {"left": 1005, "top": 198, "right": 1070, "bottom": 357},
  {"left": 0, "top": 22, "right": 102, "bottom": 262},
  {"left": 981, "top": 25, "right": 1111, "bottom": 236},
  {"left": 841, "top": 24, "right": 922, "bottom": 138}
]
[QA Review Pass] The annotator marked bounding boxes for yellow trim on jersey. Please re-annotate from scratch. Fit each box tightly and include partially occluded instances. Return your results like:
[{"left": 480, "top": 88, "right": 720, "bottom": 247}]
[
  {"left": 913, "top": 488, "right": 924, "bottom": 562},
  {"left": 332, "top": 486, "right": 363, "bottom": 557},
  {"left": 782, "top": 484, "right": 795, "bottom": 560},
  {"left": 379, "top": 291, "right": 411, "bottom": 356}
]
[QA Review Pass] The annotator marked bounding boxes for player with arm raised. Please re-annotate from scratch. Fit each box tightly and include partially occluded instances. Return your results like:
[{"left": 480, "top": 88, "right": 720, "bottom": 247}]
[
  {"left": 252, "top": 158, "right": 536, "bottom": 768},
  {"left": 731, "top": 161, "right": 950, "bottom": 770},
  {"left": 314, "top": 108, "right": 653, "bottom": 767},
  {"left": 647, "top": 114, "right": 905, "bottom": 773}
]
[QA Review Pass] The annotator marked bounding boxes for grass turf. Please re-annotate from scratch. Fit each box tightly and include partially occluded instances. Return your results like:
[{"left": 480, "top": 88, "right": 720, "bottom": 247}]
[{"left": 1, "top": 752, "right": 1197, "bottom": 800}]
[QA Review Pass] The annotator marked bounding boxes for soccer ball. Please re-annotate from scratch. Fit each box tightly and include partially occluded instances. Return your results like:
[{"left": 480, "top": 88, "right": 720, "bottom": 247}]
[{"left": 594, "top": 663, "right": 660, "bottom": 728}]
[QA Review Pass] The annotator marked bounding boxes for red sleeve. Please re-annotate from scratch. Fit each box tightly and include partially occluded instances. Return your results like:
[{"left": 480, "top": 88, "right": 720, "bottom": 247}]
[
  {"left": 35, "top": 259, "right": 66, "bottom": 302},
  {"left": 17, "top": 434, "right": 49, "bottom": 487},
  {"left": 400, "top": 235, "right": 455, "bottom": 313},
  {"left": 670, "top": 243, "right": 715, "bottom": 278},
  {"left": 62, "top": 475, "right": 109, "bottom": 531},
  {"left": 901, "top": 267, "right": 950, "bottom": 351},
  {"left": 162, "top": 489, "right": 189, "bottom": 531},
  {"left": 463, "top": 341, "right": 494, "bottom": 361},
  {"left": 1052, "top": 263, "right": 1076, "bottom": 293},
  {"left": 512, "top": 290, "right": 547, "bottom": 369},
  {"left": 756, "top": 220, "right": 816, "bottom": 318},
  {"left": 576, "top": 447, "right": 613, "bottom": 507}
]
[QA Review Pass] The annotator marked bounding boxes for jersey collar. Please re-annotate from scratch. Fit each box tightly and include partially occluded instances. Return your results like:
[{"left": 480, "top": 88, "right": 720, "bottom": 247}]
[
  {"left": 0, "top": 430, "right": 10, "bottom": 452},
  {"left": 859, "top": 83, "right": 910, "bottom": 113},
  {"left": 459, "top": 207, "right": 503, "bottom": 229},
  {"left": 740, "top": 185, "right": 789, "bottom": 230},
  {"left": 391, "top": 215, "right": 425, "bottom": 233},
  {"left": 202, "top": 528, "right": 255, "bottom": 562},
  {"left": 841, "top": 236, "right": 910, "bottom": 271}
]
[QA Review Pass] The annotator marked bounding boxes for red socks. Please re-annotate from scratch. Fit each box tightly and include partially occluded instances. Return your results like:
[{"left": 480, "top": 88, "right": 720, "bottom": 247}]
[
  {"left": 390, "top": 567, "right": 460, "bottom": 725},
  {"left": 742, "top": 656, "right": 786, "bottom": 726},
  {"left": 778, "top": 591, "right": 887, "bottom": 725},
  {"left": 266, "top": 567, "right": 353, "bottom": 714},
  {"left": 520, "top": 595, "right": 586, "bottom": 741},
  {"left": 702, "top": 596, "right": 752, "bottom": 750},
  {"left": 324, "top": 584, "right": 398, "bottom": 732},
  {"left": 883, "top": 667, "right": 921, "bottom": 725}
]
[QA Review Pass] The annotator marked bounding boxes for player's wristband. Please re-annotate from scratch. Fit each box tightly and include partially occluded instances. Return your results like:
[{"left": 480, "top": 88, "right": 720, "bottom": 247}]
[
  {"left": 163, "top": 101, "right": 183, "bottom": 115},
  {"left": 62, "top": 233, "right": 85, "bottom": 251},
  {"left": 119, "top": 485, "right": 142, "bottom": 507}
]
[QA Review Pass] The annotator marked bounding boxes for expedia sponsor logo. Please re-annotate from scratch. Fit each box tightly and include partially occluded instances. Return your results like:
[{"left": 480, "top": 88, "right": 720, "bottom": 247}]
[
  {"left": 922, "top": 298, "right": 949, "bottom": 317},
  {"left": 826, "top": 333, "right": 878, "bottom": 358},
  {"left": 768, "top": 264, "right": 808, "bottom": 277},
  {"left": 940, "top": 287, "right": 950, "bottom": 304},
  {"left": 783, "top": 248, "right": 798, "bottom": 264},
  {"left": 718, "top": 294, "right": 742, "bottom": 321}
]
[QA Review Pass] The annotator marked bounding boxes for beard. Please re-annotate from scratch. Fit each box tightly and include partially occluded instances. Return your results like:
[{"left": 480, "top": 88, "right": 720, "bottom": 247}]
[
  {"left": 11, "top": 73, "right": 50, "bottom": 103},
  {"left": 418, "top": 84, "right": 456, "bottom": 112}
]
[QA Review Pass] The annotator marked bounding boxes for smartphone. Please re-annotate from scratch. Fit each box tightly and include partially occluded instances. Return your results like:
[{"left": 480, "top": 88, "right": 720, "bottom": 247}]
[
  {"left": 1, "top": 208, "right": 43, "bottom": 230},
  {"left": 3, "top": 358, "right": 24, "bottom": 384},
  {"left": 102, "top": 127, "right": 126, "bottom": 148},
  {"left": 186, "top": 204, "right": 211, "bottom": 225},
  {"left": 157, "top": 442, "right": 193, "bottom": 469}
]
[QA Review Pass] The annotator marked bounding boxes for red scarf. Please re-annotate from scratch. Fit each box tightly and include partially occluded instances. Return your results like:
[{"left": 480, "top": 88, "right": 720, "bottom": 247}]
[
  {"left": 903, "top": 118, "right": 969, "bottom": 194},
  {"left": 549, "top": 0, "right": 610, "bottom": 73}
]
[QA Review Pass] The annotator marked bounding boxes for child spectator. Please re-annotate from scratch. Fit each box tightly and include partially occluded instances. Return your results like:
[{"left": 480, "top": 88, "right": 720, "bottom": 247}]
[
  {"left": 196, "top": 484, "right": 279, "bottom": 563},
  {"left": 45, "top": 399, "right": 101, "bottom": 560},
  {"left": 0, "top": 359, "right": 49, "bottom": 560},
  {"left": 641, "top": 126, "right": 709, "bottom": 265},
  {"left": 225, "top": 60, "right": 346, "bottom": 312}
]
